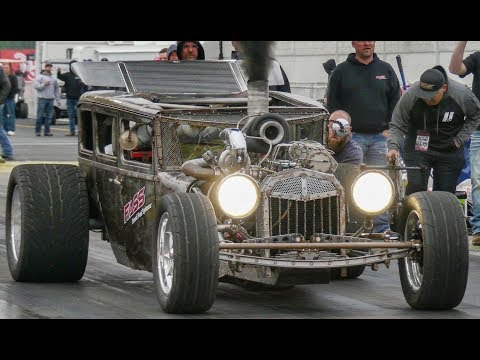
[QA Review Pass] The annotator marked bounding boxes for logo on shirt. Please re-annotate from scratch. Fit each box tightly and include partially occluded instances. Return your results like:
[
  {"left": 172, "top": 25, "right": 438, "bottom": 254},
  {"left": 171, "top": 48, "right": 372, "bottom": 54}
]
[
  {"left": 376, "top": 75, "right": 387, "bottom": 80},
  {"left": 442, "top": 112, "right": 454, "bottom": 122}
]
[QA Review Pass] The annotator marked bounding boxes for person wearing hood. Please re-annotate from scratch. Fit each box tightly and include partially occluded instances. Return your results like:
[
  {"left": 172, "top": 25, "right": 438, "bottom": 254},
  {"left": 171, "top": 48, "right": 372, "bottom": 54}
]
[
  {"left": 176, "top": 41, "right": 205, "bottom": 61},
  {"left": 387, "top": 65, "right": 480, "bottom": 195},
  {"left": 167, "top": 43, "right": 179, "bottom": 61},
  {"left": 57, "top": 60, "right": 83, "bottom": 136}
]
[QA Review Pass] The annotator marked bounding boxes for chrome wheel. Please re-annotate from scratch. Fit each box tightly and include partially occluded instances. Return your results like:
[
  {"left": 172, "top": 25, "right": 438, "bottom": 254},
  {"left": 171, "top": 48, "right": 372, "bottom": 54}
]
[
  {"left": 403, "top": 210, "right": 423, "bottom": 291},
  {"left": 10, "top": 186, "right": 22, "bottom": 264},
  {"left": 156, "top": 212, "right": 174, "bottom": 294}
]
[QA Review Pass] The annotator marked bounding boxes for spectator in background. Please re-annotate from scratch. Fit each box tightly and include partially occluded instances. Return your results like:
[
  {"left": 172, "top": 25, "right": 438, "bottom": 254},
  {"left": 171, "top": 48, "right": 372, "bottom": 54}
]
[
  {"left": 2, "top": 63, "right": 18, "bottom": 136},
  {"left": 33, "top": 62, "right": 60, "bottom": 137},
  {"left": 167, "top": 43, "right": 178, "bottom": 61},
  {"left": 327, "top": 41, "right": 401, "bottom": 233},
  {"left": 57, "top": 60, "right": 83, "bottom": 136},
  {"left": 156, "top": 48, "right": 168, "bottom": 61},
  {"left": 176, "top": 41, "right": 205, "bottom": 61},
  {"left": 387, "top": 66, "right": 480, "bottom": 197},
  {"left": 449, "top": 41, "right": 480, "bottom": 246},
  {"left": 0, "top": 66, "right": 14, "bottom": 161},
  {"left": 231, "top": 41, "right": 291, "bottom": 93},
  {"left": 15, "top": 69, "right": 25, "bottom": 101}
]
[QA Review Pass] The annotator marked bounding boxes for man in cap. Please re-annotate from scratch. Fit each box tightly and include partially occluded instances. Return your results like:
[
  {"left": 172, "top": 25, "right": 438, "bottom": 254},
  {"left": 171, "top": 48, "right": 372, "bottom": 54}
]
[
  {"left": 176, "top": 41, "right": 205, "bottom": 61},
  {"left": 387, "top": 65, "right": 480, "bottom": 195}
]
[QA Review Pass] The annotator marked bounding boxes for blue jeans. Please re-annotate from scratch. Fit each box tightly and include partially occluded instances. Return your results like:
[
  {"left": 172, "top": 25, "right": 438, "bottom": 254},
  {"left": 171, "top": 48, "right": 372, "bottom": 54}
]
[
  {"left": 67, "top": 98, "right": 78, "bottom": 134},
  {"left": 0, "top": 104, "right": 14, "bottom": 157},
  {"left": 36, "top": 98, "right": 54, "bottom": 135},
  {"left": 352, "top": 132, "right": 390, "bottom": 232},
  {"left": 2, "top": 98, "right": 16, "bottom": 132},
  {"left": 470, "top": 131, "right": 480, "bottom": 235}
]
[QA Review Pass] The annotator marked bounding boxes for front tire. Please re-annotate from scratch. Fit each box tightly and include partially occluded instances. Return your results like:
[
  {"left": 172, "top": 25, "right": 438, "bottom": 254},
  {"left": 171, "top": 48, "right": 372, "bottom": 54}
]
[
  {"left": 399, "top": 191, "right": 468, "bottom": 310},
  {"left": 152, "top": 193, "right": 219, "bottom": 313},
  {"left": 6, "top": 164, "right": 89, "bottom": 282}
]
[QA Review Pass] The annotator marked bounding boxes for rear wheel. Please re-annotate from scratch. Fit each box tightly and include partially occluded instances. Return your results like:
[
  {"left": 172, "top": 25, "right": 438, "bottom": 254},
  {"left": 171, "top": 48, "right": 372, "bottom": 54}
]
[
  {"left": 152, "top": 193, "right": 219, "bottom": 313},
  {"left": 6, "top": 164, "right": 89, "bottom": 282},
  {"left": 399, "top": 191, "right": 468, "bottom": 310}
]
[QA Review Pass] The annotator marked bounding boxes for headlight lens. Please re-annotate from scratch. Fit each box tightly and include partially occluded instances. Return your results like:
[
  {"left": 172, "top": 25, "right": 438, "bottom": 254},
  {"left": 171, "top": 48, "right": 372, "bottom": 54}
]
[
  {"left": 217, "top": 174, "right": 259, "bottom": 218},
  {"left": 351, "top": 171, "right": 394, "bottom": 215}
]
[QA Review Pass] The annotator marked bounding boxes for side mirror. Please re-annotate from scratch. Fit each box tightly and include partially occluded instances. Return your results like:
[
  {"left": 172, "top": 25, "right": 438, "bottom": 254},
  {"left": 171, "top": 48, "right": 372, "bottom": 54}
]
[{"left": 119, "top": 130, "right": 139, "bottom": 151}]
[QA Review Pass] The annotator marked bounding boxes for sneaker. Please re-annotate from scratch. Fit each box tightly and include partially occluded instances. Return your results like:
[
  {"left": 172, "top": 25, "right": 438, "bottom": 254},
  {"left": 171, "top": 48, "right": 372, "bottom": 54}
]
[
  {"left": 2, "top": 155, "right": 14, "bottom": 161},
  {"left": 473, "top": 234, "right": 480, "bottom": 246},
  {"left": 7, "top": 131, "right": 15, "bottom": 136},
  {"left": 36, "top": 132, "right": 41, "bottom": 137},
  {"left": 0, "top": 156, "right": 5, "bottom": 164},
  {"left": 44, "top": 133, "right": 53, "bottom": 136}
]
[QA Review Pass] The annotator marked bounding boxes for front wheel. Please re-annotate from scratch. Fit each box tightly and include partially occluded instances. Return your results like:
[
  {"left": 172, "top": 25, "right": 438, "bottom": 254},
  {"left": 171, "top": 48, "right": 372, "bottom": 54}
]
[
  {"left": 399, "top": 191, "right": 469, "bottom": 310},
  {"left": 152, "top": 193, "right": 219, "bottom": 313}
]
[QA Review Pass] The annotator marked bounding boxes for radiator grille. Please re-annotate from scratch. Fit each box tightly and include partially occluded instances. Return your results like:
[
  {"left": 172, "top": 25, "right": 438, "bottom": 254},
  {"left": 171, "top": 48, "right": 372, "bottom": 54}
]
[{"left": 269, "top": 196, "right": 340, "bottom": 240}]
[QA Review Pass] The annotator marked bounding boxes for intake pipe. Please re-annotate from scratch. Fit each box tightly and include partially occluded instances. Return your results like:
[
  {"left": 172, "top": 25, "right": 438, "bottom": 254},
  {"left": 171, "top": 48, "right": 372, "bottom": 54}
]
[{"left": 181, "top": 158, "right": 216, "bottom": 180}]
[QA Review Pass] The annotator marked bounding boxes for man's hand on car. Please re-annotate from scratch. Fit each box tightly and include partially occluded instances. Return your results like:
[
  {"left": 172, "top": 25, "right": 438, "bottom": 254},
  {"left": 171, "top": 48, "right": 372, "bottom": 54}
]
[{"left": 386, "top": 149, "right": 398, "bottom": 163}]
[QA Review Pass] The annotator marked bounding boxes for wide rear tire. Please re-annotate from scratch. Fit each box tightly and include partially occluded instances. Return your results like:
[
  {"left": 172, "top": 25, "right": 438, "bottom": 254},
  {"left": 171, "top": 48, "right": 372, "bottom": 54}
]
[
  {"left": 398, "top": 191, "right": 468, "bottom": 310},
  {"left": 6, "top": 164, "right": 89, "bottom": 282},
  {"left": 152, "top": 193, "right": 219, "bottom": 313}
]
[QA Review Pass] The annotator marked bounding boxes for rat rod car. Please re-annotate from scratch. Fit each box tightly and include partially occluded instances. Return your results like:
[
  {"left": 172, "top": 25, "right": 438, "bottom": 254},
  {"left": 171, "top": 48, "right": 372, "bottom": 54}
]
[{"left": 5, "top": 60, "right": 469, "bottom": 314}]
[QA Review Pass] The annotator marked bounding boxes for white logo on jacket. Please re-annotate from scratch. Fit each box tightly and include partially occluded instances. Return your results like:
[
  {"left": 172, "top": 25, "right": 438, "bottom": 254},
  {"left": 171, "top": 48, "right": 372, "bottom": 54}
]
[{"left": 442, "top": 112, "right": 454, "bottom": 122}]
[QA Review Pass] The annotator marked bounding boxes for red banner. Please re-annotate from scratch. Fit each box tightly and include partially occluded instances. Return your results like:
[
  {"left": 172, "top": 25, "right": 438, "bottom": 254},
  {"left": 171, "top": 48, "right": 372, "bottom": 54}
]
[{"left": 0, "top": 49, "right": 36, "bottom": 81}]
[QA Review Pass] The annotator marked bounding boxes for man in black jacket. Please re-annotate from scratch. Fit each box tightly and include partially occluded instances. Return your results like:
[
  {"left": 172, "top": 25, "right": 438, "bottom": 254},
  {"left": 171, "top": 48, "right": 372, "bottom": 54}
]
[
  {"left": 327, "top": 41, "right": 401, "bottom": 233},
  {"left": 57, "top": 60, "right": 83, "bottom": 136},
  {"left": 387, "top": 65, "right": 480, "bottom": 196},
  {"left": 0, "top": 66, "right": 14, "bottom": 161},
  {"left": 2, "top": 63, "right": 18, "bottom": 136}
]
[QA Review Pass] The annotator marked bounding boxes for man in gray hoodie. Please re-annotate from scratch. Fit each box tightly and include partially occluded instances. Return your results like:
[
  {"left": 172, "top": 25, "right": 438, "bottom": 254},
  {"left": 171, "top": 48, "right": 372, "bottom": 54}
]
[
  {"left": 33, "top": 63, "right": 61, "bottom": 136},
  {"left": 387, "top": 65, "right": 480, "bottom": 195}
]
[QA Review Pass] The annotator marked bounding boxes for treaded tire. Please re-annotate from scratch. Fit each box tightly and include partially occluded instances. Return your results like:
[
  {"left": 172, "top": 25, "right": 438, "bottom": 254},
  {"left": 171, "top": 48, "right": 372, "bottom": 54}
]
[
  {"left": 398, "top": 191, "right": 468, "bottom": 310},
  {"left": 334, "top": 163, "right": 363, "bottom": 234},
  {"left": 152, "top": 193, "right": 219, "bottom": 313},
  {"left": 6, "top": 164, "right": 89, "bottom": 282}
]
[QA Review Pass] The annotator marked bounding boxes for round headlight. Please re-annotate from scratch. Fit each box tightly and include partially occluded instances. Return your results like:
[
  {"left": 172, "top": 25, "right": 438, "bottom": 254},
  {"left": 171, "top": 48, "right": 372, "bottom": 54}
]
[
  {"left": 351, "top": 171, "right": 394, "bottom": 215},
  {"left": 217, "top": 174, "right": 260, "bottom": 218}
]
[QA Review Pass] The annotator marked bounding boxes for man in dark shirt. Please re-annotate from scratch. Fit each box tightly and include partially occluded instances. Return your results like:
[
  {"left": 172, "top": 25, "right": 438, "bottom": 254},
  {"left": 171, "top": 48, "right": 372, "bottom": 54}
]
[
  {"left": 327, "top": 110, "right": 363, "bottom": 165},
  {"left": 57, "top": 60, "right": 83, "bottom": 136},
  {"left": 449, "top": 42, "right": 480, "bottom": 245},
  {"left": 327, "top": 41, "right": 401, "bottom": 232},
  {"left": 0, "top": 66, "right": 14, "bottom": 161},
  {"left": 2, "top": 63, "right": 18, "bottom": 136}
]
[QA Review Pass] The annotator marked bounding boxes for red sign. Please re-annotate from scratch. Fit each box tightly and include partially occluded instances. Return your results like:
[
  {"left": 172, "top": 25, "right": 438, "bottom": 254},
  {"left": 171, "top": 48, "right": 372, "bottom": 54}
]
[{"left": 0, "top": 49, "right": 36, "bottom": 81}]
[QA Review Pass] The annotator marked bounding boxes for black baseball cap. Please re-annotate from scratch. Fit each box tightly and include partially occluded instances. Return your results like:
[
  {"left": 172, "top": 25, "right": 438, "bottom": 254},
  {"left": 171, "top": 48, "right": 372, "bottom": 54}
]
[{"left": 412, "top": 68, "right": 446, "bottom": 99}]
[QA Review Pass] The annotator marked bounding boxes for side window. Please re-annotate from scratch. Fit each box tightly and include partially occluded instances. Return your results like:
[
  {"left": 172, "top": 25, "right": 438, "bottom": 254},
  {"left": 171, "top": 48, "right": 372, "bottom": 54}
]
[
  {"left": 80, "top": 110, "right": 93, "bottom": 152},
  {"left": 121, "top": 119, "right": 153, "bottom": 165},
  {"left": 96, "top": 113, "right": 116, "bottom": 156}
]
